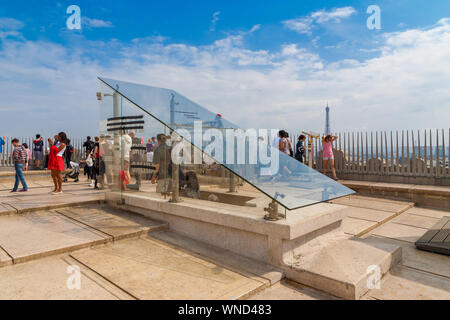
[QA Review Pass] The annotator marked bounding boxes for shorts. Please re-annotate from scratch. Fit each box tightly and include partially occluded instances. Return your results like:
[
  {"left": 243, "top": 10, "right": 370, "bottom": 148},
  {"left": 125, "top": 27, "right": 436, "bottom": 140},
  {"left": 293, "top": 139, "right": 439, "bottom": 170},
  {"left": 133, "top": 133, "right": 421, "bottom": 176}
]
[
  {"left": 34, "top": 151, "right": 43, "bottom": 161},
  {"left": 323, "top": 156, "right": 334, "bottom": 161}
]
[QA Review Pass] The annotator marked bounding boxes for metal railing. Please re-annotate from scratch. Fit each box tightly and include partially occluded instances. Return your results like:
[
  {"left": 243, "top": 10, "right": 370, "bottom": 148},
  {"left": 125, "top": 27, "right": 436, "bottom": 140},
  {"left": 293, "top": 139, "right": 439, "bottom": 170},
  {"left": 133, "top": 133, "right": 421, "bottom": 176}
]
[
  {"left": 0, "top": 137, "right": 88, "bottom": 168},
  {"left": 289, "top": 129, "right": 449, "bottom": 181}
]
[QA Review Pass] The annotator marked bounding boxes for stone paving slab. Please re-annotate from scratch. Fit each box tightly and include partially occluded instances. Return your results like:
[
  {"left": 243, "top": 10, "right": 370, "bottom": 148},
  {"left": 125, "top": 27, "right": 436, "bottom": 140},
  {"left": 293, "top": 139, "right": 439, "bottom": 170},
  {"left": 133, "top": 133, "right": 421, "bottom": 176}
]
[
  {"left": 70, "top": 237, "right": 266, "bottom": 300},
  {"left": 405, "top": 207, "right": 450, "bottom": 219},
  {"left": 345, "top": 206, "right": 395, "bottom": 223},
  {"left": 57, "top": 205, "right": 167, "bottom": 241},
  {"left": 0, "top": 255, "right": 128, "bottom": 300},
  {"left": 370, "top": 222, "right": 428, "bottom": 244},
  {"left": 150, "top": 230, "right": 283, "bottom": 286},
  {"left": 330, "top": 195, "right": 413, "bottom": 213},
  {"left": 391, "top": 213, "right": 440, "bottom": 229},
  {"left": 2, "top": 195, "right": 103, "bottom": 214},
  {"left": 342, "top": 217, "right": 378, "bottom": 237},
  {"left": 0, "top": 203, "right": 15, "bottom": 216},
  {"left": 0, "top": 211, "right": 110, "bottom": 263},
  {"left": 248, "top": 280, "right": 337, "bottom": 300},
  {"left": 365, "top": 266, "right": 450, "bottom": 300},
  {"left": 364, "top": 236, "right": 450, "bottom": 279},
  {"left": 0, "top": 247, "right": 12, "bottom": 267}
]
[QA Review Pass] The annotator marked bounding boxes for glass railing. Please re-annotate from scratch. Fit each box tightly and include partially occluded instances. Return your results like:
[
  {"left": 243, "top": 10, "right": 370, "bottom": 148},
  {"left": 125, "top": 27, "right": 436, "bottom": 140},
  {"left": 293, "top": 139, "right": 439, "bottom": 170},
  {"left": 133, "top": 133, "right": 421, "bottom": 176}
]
[{"left": 97, "top": 77, "right": 354, "bottom": 211}]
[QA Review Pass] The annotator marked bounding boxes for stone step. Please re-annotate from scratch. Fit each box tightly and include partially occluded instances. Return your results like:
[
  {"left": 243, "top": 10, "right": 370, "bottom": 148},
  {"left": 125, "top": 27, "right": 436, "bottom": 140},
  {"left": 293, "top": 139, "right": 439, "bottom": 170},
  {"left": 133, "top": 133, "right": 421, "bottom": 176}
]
[
  {"left": 284, "top": 234, "right": 402, "bottom": 300},
  {"left": 70, "top": 236, "right": 268, "bottom": 300},
  {"left": 0, "top": 204, "right": 167, "bottom": 266},
  {"left": 341, "top": 180, "right": 450, "bottom": 210},
  {"left": 149, "top": 230, "right": 284, "bottom": 286}
]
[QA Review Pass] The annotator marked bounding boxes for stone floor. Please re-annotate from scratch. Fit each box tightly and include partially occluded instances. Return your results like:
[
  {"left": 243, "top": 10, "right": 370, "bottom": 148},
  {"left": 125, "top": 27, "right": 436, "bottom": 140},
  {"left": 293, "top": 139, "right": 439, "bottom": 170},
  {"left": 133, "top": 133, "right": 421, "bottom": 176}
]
[{"left": 0, "top": 177, "right": 448, "bottom": 300}]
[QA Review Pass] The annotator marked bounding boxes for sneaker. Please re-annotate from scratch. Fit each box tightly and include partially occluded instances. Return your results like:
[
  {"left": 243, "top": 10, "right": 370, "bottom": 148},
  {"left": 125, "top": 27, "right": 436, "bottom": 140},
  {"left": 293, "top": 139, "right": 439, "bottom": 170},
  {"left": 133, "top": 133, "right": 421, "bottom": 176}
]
[
  {"left": 19, "top": 190, "right": 28, "bottom": 193},
  {"left": 10, "top": 190, "right": 17, "bottom": 193},
  {"left": 52, "top": 191, "right": 63, "bottom": 195}
]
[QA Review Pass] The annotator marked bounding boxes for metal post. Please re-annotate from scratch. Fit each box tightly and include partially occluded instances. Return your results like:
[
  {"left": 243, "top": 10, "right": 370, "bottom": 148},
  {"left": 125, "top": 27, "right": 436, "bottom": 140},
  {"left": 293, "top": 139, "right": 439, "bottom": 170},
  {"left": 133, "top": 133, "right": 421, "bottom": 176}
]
[
  {"left": 229, "top": 170, "right": 236, "bottom": 193},
  {"left": 264, "top": 200, "right": 280, "bottom": 221},
  {"left": 170, "top": 162, "right": 180, "bottom": 203},
  {"left": 112, "top": 92, "right": 122, "bottom": 193}
]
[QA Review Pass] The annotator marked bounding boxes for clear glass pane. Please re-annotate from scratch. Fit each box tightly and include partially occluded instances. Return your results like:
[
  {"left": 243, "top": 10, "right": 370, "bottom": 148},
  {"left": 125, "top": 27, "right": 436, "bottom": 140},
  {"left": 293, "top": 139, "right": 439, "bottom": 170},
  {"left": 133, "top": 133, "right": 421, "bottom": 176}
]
[{"left": 99, "top": 77, "right": 354, "bottom": 210}]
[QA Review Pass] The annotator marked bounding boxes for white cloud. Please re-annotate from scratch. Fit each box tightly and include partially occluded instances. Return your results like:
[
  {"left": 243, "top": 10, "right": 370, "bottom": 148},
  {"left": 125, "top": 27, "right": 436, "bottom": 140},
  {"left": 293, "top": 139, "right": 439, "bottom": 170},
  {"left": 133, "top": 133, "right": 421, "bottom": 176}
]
[
  {"left": 83, "top": 17, "right": 113, "bottom": 28},
  {"left": 0, "top": 17, "right": 25, "bottom": 30},
  {"left": 250, "top": 24, "right": 261, "bottom": 33},
  {"left": 282, "top": 17, "right": 314, "bottom": 35},
  {"left": 311, "top": 7, "right": 356, "bottom": 23},
  {"left": 0, "top": 17, "right": 449, "bottom": 138},
  {"left": 210, "top": 11, "right": 220, "bottom": 31},
  {"left": 283, "top": 7, "right": 356, "bottom": 35}
]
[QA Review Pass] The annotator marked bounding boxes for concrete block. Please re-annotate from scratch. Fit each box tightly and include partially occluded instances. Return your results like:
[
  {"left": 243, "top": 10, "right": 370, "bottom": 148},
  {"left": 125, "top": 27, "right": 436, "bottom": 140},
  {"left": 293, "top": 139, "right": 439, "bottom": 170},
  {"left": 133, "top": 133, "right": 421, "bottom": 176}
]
[{"left": 284, "top": 236, "right": 401, "bottom": 300}]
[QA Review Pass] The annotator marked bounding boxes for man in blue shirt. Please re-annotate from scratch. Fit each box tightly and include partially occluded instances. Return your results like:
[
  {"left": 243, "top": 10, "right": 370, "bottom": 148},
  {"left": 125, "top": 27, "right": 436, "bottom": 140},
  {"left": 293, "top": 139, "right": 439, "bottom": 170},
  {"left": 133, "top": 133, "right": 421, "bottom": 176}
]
[{"left": 0, "top": 136, "right": 5, "bottom": 153}]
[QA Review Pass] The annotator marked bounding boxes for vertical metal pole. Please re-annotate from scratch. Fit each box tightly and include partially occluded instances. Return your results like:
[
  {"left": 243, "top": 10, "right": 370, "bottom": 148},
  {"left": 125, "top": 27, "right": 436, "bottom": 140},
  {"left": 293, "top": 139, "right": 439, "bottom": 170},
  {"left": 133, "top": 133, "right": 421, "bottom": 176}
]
[
  {"left": 429, "top": 129, "right": 433, "bottom": 177},
  {"left": 384, "top": 131, "right": 388, "bottom": 175},
  {"left": 442, "top": 129, "right": 446, "bottom": 177},
  {"left": 229, "top": 170, "right": 236, "bottom": 193},
  {"left": 436, "top": 129, "right": 440, "bottom": 178},
  {"left": 417, "top": 130, "right": 421, "bottom": 176},
  {"left": 424, "top": 130, "right": 428, "bottom": 177},
  {"left": 171, "top": 162, "right": 180, "bottom": 202},
  {"left": 113, "top": 92, "right": 121, "bottom": 192},
  {"left": 406, "top": 130, "right": 410, "bottom": 175}
]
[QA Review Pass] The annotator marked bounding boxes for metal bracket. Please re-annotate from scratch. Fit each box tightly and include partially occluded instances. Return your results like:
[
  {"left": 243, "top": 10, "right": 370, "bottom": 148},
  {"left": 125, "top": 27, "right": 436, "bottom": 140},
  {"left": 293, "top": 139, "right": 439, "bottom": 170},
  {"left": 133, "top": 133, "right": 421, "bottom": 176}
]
[{"left": 264, "top": 200, "right": 285, "bottom": 221}]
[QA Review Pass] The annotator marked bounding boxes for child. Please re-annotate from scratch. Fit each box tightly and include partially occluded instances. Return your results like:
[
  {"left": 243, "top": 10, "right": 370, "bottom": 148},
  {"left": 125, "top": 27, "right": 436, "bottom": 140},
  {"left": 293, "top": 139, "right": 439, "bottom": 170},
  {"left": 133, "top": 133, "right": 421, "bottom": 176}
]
[
  {"left": 120, "top": 160, "right": 131, "bottom": 191},
  {"left": 80, "top": 150, "right": 94, "bottom": 182},
  {"left": 295, "top": 135, "right": 306, "bottom": 163}
]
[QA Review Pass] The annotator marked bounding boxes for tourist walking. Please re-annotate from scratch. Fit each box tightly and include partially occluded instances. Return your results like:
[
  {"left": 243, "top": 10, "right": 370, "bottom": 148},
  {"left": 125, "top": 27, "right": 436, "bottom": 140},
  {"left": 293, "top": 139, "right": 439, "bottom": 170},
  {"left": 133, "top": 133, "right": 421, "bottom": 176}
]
[
  {"left": 11, "top": 138, "right": 28, "bottom": 193},
  {"left": 295, "top": 135, "right": 306, "bottom": 163},
  {"left": 48, "top": 132, "right": 68, "bottom": 194},
  {"left": 33, "top": 134, "right": 44, "bottom": 169},
  {"left": 322, "top": 134, "right": 338, "bottom": 180},
  {"left": 22, "top": 143, "right": 31, "bottom": 171}
]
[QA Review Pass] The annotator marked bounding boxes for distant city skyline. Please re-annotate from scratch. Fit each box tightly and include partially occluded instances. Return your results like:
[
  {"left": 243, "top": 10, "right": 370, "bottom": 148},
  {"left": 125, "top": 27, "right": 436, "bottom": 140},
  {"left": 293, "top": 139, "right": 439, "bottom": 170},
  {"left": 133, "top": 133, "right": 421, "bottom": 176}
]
[{"left": 0, "top": 0, "right": 450, "bottom": 137}]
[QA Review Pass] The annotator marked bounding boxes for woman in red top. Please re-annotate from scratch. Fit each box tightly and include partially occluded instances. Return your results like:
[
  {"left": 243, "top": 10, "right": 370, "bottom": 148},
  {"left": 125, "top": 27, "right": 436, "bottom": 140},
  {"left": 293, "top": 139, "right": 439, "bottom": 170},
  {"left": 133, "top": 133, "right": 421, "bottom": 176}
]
[{"left": 48, "top": 132, "right": 68, "bottom": 195}]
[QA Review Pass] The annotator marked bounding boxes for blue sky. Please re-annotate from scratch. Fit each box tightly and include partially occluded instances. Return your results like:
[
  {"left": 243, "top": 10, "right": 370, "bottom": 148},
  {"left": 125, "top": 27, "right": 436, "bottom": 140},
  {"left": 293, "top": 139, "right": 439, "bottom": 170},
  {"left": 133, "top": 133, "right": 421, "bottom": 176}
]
[{"left": 0, "top": 0, "right": 450, "bottom": 137}]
